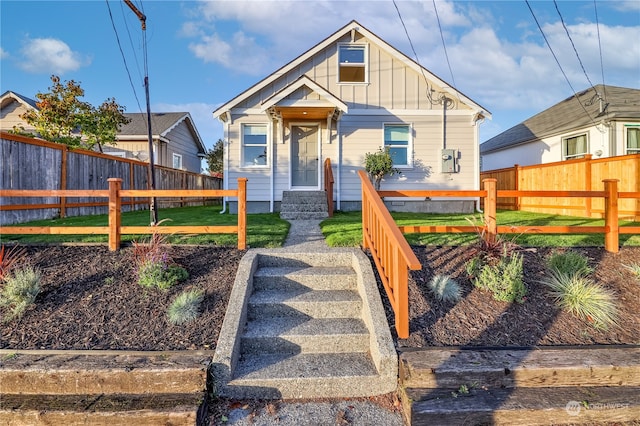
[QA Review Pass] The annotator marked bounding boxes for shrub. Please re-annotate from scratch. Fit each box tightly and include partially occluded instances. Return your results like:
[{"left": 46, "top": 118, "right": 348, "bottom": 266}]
[
  {"left": 0, "top": 266, "right": 41, "bottom": 322},
  {"left": 539, "top": 270, "right": 618, "bottom": 329},
  {"left": 428, "top": 274, "right": 462, "bottom": 303},
  {"left": 364, "top": 147, "right": 399, "bottom": 190},
  {"left": 546, "top": 251, "right": 593, "bottom": 276},
  {"left": 473, "top": 252, "right": 526, "bottom": 303},
  {"left": 138, "top": 260, "right": 188, "bottom": 291},
  {"left": 465, "top": 217, "right": 521, "bottom": 265},
  {"left": 465, "top": 256, "right": 483, "bottom": 279},
  {"left": 168, "top": 289, "right": 204, "bottom": 325},
  {"left": 623, "top": 263, "right": 640, "bottom": 282}
]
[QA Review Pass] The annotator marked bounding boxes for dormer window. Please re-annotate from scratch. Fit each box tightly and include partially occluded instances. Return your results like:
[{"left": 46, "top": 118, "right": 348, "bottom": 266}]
[{"left": 338, "top": 44, "right": 367, "bottom": 83}]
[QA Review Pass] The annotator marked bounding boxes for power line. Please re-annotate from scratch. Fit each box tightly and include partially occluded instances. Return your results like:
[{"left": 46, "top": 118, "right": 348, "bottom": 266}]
[
  {"left": 432, "top": 0, "right": 460, "bottom": 104},
  {"left": 525, "top": 0, "right": 598, "bottom": 126},
  {"left": 119, "top": 0, "right": 144, "bottom": 85},
  {"left": 105, "top": 0, "right": 143, "bottom": 113},
  {"left": 553, "top": 0, "right": 597, "bottom": 93},
  {"left": 593, "top": 0, "right": 607, "bottom": 102}
]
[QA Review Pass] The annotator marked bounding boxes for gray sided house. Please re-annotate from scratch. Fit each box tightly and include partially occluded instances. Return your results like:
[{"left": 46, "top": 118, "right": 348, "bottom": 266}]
[
  {"left": 0, "top": 91, "right": 39, "bottom": 134},
  {"left": 213, "top": 20, "right": 491, "bottom": 214},
  {"left": 108, "top": 112, "right": 207, "bottom": 173},
  {"left": 480, "top": 85, "right": 640, "bottom": 171}
]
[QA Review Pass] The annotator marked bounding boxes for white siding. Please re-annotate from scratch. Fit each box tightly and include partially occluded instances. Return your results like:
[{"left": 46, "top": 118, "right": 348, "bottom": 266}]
[{"left": 0, "top": 101, "right": 36, "bottom": 133}]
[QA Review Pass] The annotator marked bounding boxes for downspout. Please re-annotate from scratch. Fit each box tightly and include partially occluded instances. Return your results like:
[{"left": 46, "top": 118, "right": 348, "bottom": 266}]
[
  {"left": 474, "top": 112, "right": 485, "bottom": 213},
  {"left": 337, "top": 118, "right": 342, "bottom": 211},
  {"left": 220, "top": 113, "right": 230, "bottom": 214}
]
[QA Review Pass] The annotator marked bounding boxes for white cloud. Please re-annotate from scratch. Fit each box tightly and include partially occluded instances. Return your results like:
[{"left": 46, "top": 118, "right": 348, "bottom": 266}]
[
  {"left": 18, "top": 37, "right": 89, "bottom": 74},
  {"left": 0, "top": 47, "right": 8, "bottom": 59}
]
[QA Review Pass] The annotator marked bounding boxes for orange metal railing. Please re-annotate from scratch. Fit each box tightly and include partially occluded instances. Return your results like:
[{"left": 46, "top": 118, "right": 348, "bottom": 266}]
[
  {"left": 0, "top": 178, "right": 248, "bottom": 251},
  {"left": 358, "top": 170, "right": 421, "bottom": 339}
]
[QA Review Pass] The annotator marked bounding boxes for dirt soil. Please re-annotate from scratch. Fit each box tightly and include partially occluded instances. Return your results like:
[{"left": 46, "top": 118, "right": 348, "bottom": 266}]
[{"left": 1, "top": 245, "right": 638, "bottom": 350}]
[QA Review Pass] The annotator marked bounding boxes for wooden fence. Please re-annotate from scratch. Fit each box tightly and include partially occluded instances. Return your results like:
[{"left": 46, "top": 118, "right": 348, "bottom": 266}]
[
  {"left": 358, "top": 170, "right": 421, "bottom": 339},
  {"left": 0, "top": 132, "right": 222, "bottom": 225},
  {"left": 0, "top": 178, "right": 248, "bottom": 250},
  {"left": 480, "top": 154, "right": 640, "bottom": 220}
]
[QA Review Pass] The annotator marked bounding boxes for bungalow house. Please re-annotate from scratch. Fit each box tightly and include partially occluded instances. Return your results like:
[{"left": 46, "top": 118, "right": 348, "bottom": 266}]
[
  {"left": 106, "top": 112, "right": 207, "bottom": 173},
  {"left": 480, "top": 85, "right": 640, "bottom": 171},
  {"left": 0, "top": 91, "right": 206, "bottom": 173},
  {"left": 213, "top": 20, "right": 491, "bottom": 215}
]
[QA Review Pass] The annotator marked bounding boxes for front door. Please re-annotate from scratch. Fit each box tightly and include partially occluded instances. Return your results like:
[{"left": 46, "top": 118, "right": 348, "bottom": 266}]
[{"left": 291, "top": 125, "right": 319, "bottom": 187}]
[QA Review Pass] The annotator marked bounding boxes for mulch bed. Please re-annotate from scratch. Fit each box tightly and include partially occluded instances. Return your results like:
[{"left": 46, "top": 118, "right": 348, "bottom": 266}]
[{"left": 1, "top": 245, "right": 639, "bottom": 350}]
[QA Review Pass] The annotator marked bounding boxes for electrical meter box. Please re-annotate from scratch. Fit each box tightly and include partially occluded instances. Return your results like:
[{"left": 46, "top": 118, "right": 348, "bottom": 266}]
[{"left": 441, "top": 149, "right": 457, "bottom": 173}]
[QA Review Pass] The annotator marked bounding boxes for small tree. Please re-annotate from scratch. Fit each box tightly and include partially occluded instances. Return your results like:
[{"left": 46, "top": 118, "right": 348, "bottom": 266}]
[
  {"left": 18, "top": 75, "right": 129, "bottom": 152},
  {"left": 364, "top": 147, "right": 399, "bottom": 190},
  {"left": 206, "top": 139, "right": 224, "bottom": 176}
]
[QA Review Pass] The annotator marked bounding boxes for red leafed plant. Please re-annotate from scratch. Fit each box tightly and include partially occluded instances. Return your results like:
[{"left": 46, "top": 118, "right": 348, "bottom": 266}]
[{"left": 0, "top": 245, "right": 28, "bottom": 281}]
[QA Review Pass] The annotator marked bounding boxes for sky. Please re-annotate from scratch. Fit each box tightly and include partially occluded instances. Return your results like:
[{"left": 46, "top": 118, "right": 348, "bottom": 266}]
[{"left": 1, "top": 0, "right": 639, "bottom": 165}]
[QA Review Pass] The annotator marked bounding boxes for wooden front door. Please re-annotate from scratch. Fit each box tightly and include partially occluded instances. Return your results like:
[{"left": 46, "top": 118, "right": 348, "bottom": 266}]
[{"left": 291, "top": 125, "right": 319, "bottom": 187}]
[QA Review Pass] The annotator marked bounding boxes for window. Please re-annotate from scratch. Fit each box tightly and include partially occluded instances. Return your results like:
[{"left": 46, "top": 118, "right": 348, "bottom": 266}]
[
  {"left": 384, "top": 124, "right": 411, "bottom": 167},
  {"left": 338, "top": 44, "right": 367, "bottom": 83},
  {"left": 242, "top": 124, "right": 268, "bottom": 167},
  {"left": 172, "top": 153, "right": 183, "bottom": 169},
  {"left": 563, "top": 133, "right": 588, "bottom": 160},
  {"left": 627, "top": 126, "right": 640, "bottom": 154}
]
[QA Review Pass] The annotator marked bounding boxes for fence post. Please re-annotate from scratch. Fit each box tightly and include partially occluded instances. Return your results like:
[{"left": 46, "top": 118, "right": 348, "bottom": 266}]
[
  {"left": 108, "top": 178, "right": 122, "bottom": 251},
  {"left": 59, "top": 145, "right": 68, "bottom": 218},
  {"left": 237, "top": 178, "right": 248, "bottom": 250},
  {"left": 585, "top": 154, "right": 593, "bottom": 217},
  {"left": 361, "top": 185, "right": 369, "bottom": 250},
  {"left": 514, "top": 164, "right": 521, "bottom": 211},
  {"left": 483, "top": 178, "right": 497, "bottom": 245},
  {"left": 603, "top": 179, "right": 619, "bottom": 253},
  {"left": 395, "top": 250, "right": 409, "bottom": 339}
]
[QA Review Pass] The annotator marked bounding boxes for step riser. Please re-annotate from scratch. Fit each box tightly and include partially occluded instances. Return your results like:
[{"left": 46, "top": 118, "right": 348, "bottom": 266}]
[
  {"left": 256, "top": 253, "right": 354, "bottom": 268},
  {"left": 247, "top": 301, "right": 362, "bottom": 319},
  {"left": 280, "top": 212, "right": 329, "bottom": 220},
  {"left": 0, "top": 411, "right": 199, "bottom": 426},
  {"left": 241, "top": 335, "right": 370, "bottom": 354}
]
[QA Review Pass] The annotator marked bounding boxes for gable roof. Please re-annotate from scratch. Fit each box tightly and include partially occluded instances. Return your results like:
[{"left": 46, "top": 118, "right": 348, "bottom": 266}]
[
  {"left": 260, "top": 75, "right": 348, "bottom": 113},
  {"left": 0, "top": 90, "right": 38, "bottom": 110},
  {"left": 118, "top": 112, "right": 206, "bottom": 154},
  {"left": 213, "top": 20, "right": 490, "bottom": 119},
  {"left": 481, "top": 84, "right": 640, "bottom": 154}
]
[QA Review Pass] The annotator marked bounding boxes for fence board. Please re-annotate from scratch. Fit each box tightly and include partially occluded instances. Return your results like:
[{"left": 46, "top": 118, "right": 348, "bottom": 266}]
[
  {"left": 0, "top": 132, "right": 221, "bottom": 225},
  {"left": 481, "top": 154, "right": 640, "bottom": 220}
]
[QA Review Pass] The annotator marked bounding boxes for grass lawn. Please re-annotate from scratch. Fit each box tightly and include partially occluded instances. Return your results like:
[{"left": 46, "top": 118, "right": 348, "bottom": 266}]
[
  {"left": 320, "top": 210, "right": 640, "bottom": 247},
  {"left": 1, "top": 205, "right": 290, "bottom": 248}
]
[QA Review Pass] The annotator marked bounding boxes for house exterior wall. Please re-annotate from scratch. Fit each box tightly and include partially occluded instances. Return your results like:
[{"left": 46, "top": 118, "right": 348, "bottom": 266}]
[
  {"left": 165, "top": 120, "right": 203, "bottom": 172},
  {"left": 0, "top": 100, "right": 36, "bottom": 133}
]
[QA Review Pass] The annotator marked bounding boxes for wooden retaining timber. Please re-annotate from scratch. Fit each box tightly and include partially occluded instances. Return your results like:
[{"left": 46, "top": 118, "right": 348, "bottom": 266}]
[{"left": 399, "top": 347, "right": 640, "bottom": 425}]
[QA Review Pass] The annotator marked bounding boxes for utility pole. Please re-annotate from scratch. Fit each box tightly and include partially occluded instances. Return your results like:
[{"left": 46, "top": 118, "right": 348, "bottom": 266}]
[{"left": 123, "top": 0, "right": 158, "bottom": 224}]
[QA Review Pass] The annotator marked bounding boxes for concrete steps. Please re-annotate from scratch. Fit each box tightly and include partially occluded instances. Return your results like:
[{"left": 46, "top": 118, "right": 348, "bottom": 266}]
[
  {"left": 399, "top": 347, "right": 640, "bottom": 425},
  {"left": 0, "top": 350, "right": 210, "bottom": 425},
  {"left": 212, "top": 249, "right": 397, "bottom": 400},
  {"left": 280, "top": 191, "right": 328, "bottom": 220}
]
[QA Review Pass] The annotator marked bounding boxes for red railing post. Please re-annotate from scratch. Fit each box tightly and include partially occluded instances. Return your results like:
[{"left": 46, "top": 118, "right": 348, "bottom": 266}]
[
  {"left": 237, "top": 178, "right": 247, "bottom": 250},
  {"left": 361, "top": 185, "right": 369, "bottom": 250},
  {"left": 603, "top": 179, "right": 619, "bottom": 253},
  {"left": 483, "top": 178, "right": 497, "bottom": 245},
  {"left": 108, "top": 178, "right": 122, "bottom": 251},
  {"left": 395, "top": 249, "right": 409, "bottom": 338}
]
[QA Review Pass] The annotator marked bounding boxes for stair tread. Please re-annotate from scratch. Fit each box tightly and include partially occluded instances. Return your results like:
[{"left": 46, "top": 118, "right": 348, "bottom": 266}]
[
  {"left": 233, "top": 352, "right": 378, "bottom": 381},
  {"left": 250, "top": 289, "right": 361, "bottom": 304},
  {"left": 254, "top": 266, "right": 355, "bottom": 277},
  {"left": 243, "top": 317, "right": 368, "bottom": 338}
]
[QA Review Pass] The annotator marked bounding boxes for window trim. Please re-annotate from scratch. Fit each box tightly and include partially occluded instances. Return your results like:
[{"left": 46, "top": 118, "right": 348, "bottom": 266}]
[
  {"left": 337, "top": 43, "right": 368, "bottom": 85},
  {"left": 562, "top": 132, "right": 589, "bottom": 160},
  {"left": 382, "top": 123, "right": 413, "bottom": 169},
  {"left": 625, "top": 125, "right": 640, "bottom": 155},
  {"left": 240, "top": 123, "right": 270, "bottom": 169},
  {"left": 172, "top": 153, "right": 183, "bottom": 170}
]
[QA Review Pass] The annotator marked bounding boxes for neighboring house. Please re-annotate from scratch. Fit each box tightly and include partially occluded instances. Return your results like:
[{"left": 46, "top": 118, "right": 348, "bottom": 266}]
[
  {"left": 0, "top": 90, "right": 38, "bottom": 134},
  {"left": 213, "top": 20, "right": 491, "bottom": 214},
  {"left": 108, "top": 112, "right": 207, "bottom": 173},
  {"left": 0, "top": 91, "right": 206, "bottom": 173},
  {"left": 480, "top": 85, "right": 640, "bottom": 171}
]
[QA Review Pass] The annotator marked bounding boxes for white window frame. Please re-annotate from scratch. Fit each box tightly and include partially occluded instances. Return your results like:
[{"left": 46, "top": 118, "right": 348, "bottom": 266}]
[
  {"left": 625, "top": 125, "right": 640, "bottom": 155},
  {"left": 240, "top": 123, "right": 269, "bottom": 169},
  {"left": 562, "top": 132, "right": 589, "bottom": 160},
  {"left": 172, "top": 153, "right": 183, "bottom": 170},
  {"left": 108, "top": 151, "right": 127, "bottom": 158},
  {"left": 383, "top": 123, "right": 412, "bottom": 169},
  {"left": 337, "top": 43, "right": 368, "bottom": 84}
]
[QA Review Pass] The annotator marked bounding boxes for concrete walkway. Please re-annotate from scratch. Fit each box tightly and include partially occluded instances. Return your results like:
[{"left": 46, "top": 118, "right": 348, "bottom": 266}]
[{"left": 221, "top": 219, "right": 405, "bottom": 425}]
